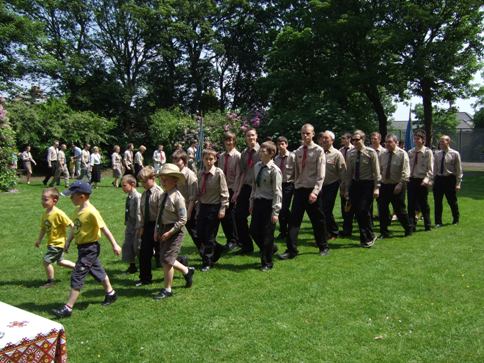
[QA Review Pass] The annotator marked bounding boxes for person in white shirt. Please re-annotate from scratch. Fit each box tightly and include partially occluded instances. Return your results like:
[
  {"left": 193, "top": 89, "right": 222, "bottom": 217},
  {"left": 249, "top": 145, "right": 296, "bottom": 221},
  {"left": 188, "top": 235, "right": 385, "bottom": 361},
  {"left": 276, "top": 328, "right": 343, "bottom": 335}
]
[
  {"left": 20, "top": 145, "right": 36, "bottom": 184},
  {"left": 42, "top": 140, "right": 59, "bottom": 186},
  {"left": 152, "top": 145, "right": 166, "bottom": 175},
  {"left": 90, "top": 146, "right": 102, "bottom": 188}
]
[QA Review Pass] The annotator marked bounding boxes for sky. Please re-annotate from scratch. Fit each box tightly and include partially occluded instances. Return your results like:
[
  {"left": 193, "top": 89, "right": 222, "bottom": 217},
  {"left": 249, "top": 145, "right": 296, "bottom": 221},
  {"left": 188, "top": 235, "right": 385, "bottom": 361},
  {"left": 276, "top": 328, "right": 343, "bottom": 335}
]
[{"left": 392, "top": 72, "right": 483, "bottom": 121}]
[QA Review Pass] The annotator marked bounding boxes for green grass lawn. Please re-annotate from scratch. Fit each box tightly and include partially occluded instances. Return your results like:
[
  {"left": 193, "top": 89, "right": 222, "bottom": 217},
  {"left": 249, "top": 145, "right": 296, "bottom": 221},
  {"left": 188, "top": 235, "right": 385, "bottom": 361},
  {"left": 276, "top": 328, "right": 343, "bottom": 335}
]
[{"left": 1, "top": 172, "right": 483, "bottom": 362}]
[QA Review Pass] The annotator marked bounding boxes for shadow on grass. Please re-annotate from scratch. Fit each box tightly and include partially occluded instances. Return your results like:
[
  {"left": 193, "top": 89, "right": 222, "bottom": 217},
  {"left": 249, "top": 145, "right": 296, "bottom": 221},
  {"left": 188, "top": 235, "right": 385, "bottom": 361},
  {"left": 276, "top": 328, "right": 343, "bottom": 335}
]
[
  {"left": 15, "top": 301, "right": 93, "bottom": 316},
  {"left": 0, "top": 278, "right": 70, "bottom": 288}
]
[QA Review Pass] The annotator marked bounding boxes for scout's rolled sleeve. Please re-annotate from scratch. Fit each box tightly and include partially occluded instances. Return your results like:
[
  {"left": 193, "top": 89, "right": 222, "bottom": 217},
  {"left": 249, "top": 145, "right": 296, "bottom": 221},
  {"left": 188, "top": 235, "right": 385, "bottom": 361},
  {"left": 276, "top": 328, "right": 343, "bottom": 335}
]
[
  {"left": 272, "top": 168, "right": 283, "bottom": 217},
  {"left": 173, "top": 196, "right": 187, "bottom": 232},
  {"left": 312, "top": 151, "right": 325, "bottom": 196}
]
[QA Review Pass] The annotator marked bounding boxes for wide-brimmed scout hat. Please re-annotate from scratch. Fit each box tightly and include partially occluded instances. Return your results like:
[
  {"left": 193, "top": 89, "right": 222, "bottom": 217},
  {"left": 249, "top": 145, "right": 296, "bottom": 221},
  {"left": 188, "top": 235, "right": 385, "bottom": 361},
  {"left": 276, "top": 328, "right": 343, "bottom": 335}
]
[{"left": 159, "top": 163, "right": 185, "bottom": 185}]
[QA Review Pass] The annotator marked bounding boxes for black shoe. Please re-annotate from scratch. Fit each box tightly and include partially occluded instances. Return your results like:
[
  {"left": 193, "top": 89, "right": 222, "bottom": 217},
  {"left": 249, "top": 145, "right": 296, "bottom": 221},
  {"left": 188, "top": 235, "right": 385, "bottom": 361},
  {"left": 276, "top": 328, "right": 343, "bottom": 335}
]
[
  {"left": 424, "top": 226, "right": 432, "bottom": 231},
  {"left": 278, "top": 252, "right": 296, "bottom": 260},
  {"left": 234, "top": 249, "right": 253, "bottom": 256},
  {"left": 339, "top": 232, "right": 352, "bottom": 238},
  {"left": 153, "top": 288, "right": 173, "bottom": 300},
  {"left": 276, "top": 233, "right": 286, "bottom": 240},
  {"left": 201, "top": 265, "right": 211, "bottom": 272},
  {"left": 177, "top": 255, "right": 189, "bottom": 267},
  {"left": 225, "top": 241, "right": 238, "bottom": 251},
  {"left": 404, "top": 229, "right": 413, "bottom": 237},
  {"left": 272, "top": 244, "right": 279, "bottom": 255},
  {"left": 319, "top": 248, "right": 329, "bottom": 256},
  {"left": 379, "top": 232, "right": 390, "bottom": 239},
  {"left": 260, "top": 265, "right": 272, "bottom": 272},
  {"left": 452, "top": 219, "right": 459, "bottom": 225},
  {"left": 184, "top": 267, "right": 195, "bottom": 288},
  {"left": 124, "top": 265, "right": 137, "bottom": 274},
  {"left": 52, "top": 306, "right": 72, "bottom": 318},
  {"left": 135, "top": 280, "right": 152, "bottom": 287},
  {"left": 102, "top": 292, "right": 118, "bottom": 306}
]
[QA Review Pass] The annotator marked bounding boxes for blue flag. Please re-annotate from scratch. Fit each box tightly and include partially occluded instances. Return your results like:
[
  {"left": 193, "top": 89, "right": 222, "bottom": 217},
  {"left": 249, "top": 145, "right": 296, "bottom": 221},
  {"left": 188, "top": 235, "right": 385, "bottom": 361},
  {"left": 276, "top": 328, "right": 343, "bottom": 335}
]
[{"left": 404, "top": 107, "right": 414, "bottom": 151}]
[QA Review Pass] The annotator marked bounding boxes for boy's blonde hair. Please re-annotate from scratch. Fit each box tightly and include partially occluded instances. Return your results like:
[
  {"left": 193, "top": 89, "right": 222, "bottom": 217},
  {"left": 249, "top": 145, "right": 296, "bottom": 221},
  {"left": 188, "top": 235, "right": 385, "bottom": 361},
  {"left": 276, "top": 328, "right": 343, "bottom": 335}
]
[
  {"left": 122, "top": 174, "right": 137, "bottom": 185},
  {"left": 43, "top": 187, "right": 60, "bottom": 201},
  {"left": 260, "top": 141, "right": 277, "bottom": 156},
  {"left": 137, "top": 166, "right": 156, "bottom": 181},
  {"left": 202, "top": 149, "right": 217, "bottom": 159}
]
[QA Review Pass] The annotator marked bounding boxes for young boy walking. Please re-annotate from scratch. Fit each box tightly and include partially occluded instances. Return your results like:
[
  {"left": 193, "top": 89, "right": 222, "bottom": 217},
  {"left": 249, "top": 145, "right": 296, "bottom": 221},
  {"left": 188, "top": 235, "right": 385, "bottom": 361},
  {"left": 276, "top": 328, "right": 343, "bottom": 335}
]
[
  {"left": 52, "top": 181, "right": 121, "bottom": 318},
  {"left": 249, "top": 142, "right": 282, "bottom": 271},
  {"left": 121, "top": 174, "right": 142, "bottom": 274},
  {"left": 197, "top": 149, "right": 229, "bottom": 271},
  {"left": 217, "top": 132, "right": 241, "bottom": 250},
  {"left": 153, "top": 163, "right": 195, "bottom": 299},
  {"left": 136, "top": 166, "right": 163, "bottom": 286},
  {"left": 35, "top": 188, "right": 76, "bottom": 288}
]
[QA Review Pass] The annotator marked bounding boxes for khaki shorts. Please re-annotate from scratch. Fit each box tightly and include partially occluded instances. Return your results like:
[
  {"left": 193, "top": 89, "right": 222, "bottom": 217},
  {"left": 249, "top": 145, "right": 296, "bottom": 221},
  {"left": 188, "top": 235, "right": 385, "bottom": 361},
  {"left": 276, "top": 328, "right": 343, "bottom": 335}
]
[{"left": 44, "top": 246, "right": 65, "bottom": 264}]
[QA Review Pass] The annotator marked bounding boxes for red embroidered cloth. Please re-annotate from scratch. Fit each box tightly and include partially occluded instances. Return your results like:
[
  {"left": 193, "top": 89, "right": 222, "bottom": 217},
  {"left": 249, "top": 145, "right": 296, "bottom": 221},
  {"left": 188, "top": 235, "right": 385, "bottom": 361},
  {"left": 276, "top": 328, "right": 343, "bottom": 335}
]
[{"left": 0, "top": 302, "right": 67, "bottom": 363}]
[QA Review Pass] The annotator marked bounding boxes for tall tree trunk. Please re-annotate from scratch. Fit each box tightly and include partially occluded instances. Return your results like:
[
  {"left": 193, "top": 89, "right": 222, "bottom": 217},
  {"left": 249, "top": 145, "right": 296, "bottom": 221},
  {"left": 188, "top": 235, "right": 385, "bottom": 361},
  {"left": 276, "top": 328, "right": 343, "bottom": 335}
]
[
  {"left": 420, "top": 80, "right": 433, "bottom": 146},
  {"left": 364, "top": 85, "right": 388, "bottom": 138}
]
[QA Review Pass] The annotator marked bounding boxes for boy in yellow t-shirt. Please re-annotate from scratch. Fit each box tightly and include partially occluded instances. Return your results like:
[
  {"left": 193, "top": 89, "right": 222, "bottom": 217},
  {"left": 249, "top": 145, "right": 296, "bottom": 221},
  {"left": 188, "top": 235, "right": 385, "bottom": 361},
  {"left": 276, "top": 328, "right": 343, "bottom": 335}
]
[
  {"left": 52, "top": 181, "right": 122, "bottom": 318},
  {"left": 35, "top": 188, "right": 76, "bottom": 288}
]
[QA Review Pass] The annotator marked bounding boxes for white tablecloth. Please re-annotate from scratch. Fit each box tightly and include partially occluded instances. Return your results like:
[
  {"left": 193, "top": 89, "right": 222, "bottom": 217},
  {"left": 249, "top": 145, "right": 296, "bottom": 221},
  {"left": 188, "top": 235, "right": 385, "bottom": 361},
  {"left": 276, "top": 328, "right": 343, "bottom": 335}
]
[{"left": 0, "top": 301, "right": 67, "bottom": 362}]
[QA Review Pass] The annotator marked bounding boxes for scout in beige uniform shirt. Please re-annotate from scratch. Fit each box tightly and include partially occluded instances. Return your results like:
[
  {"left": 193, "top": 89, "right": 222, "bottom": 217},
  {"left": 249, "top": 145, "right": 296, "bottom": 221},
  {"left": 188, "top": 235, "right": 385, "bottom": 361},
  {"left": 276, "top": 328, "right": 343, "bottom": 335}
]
[
  {"left": 377, "top": 143, "right": 412, "bottom": 237},
  {"left": 407, "top": 144, "right": 433, "bottom": 231},
  {"left": 432, "top": 139, "right": 463, "bottom": 226}
]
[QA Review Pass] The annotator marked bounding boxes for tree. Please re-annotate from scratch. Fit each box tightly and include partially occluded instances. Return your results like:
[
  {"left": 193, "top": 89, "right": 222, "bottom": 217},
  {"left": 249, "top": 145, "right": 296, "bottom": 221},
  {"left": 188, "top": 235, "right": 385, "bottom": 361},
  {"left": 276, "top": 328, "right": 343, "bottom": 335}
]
[
  {"left": 0, "top": 1, "right": 40, "bottom": 90},
  {"left": 413, "top": 104, "right": 459, "bottom": 144},
  {"left": 393, "top": 0, "right": 483, "bottom": 145}
]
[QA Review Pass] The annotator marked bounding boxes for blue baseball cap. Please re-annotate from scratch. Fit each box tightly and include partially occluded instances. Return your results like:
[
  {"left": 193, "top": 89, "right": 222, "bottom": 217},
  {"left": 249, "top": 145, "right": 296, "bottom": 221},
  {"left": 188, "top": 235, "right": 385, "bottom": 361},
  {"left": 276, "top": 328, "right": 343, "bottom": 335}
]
[{"left": 61, "top": 181, "right": 92, "bottom": 196}]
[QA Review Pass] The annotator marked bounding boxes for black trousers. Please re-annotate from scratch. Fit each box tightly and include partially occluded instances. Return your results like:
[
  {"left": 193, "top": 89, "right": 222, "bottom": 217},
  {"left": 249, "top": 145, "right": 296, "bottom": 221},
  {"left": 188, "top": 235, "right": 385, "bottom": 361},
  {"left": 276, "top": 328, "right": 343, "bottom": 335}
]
[
  {"left": 340, "top": 195, "right": 354, "bottom": 236},
  {"left": 139, "top": 221, "right": 156, "bottom": 283},
  {"left": 278, "top": 182, "right": 294, "bottom": 237},
  {"left": 408, "top": 177, "right": 431, "bottom": 230},
  {"left": 433, "top": 175, "right": 459, "bottom": 224},
  {"left": 197, "top": 203, "right": 224, "bottom": 267},
  {"left": 250, "top": 198, "right": 276, "bottom": 267},
  {"left": 285, "top": 188, "right": 328, "bottom": 256},
  {"left": 220, "top": 189, "right": 238, "bottom": 246},
  {"left": 187, "top": 206, "right": 200, "bottom": 251},
  {"left": 321, "top": 181, "right": 340, "bottom": 237},
  {"left": 349, "top": 180, "right": 375, "bottom": 244},
  {"left": 378, "top": 183, "right": 411, "bottom": 234},
  {"left": 235, "top": 184, "right": 254, "bottom": 252},
  {"left": 42, "top": 161, "right": 58, "bottom": 185}
]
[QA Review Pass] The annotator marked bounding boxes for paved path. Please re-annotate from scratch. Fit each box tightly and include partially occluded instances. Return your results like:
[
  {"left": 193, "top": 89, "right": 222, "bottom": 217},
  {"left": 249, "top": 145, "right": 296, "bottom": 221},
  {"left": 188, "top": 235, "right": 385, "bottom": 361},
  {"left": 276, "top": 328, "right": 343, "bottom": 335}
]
[{"left": 463, "top": 162, "right": 484, "bottom": 171}]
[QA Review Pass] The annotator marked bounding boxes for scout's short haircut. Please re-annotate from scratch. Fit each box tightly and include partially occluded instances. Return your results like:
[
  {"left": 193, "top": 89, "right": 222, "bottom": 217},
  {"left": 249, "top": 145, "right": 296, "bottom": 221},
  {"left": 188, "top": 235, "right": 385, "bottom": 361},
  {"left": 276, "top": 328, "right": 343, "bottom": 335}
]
[
  {"left": 341, "top": 132, "right": 352, "bottom": 140},
  {"left": 261, "top": 141, "right": 277, "bottom": 155},
  {"left": 353, "top": 129, "right": 366, "bottom": 141},
  {"left": 202, "top": 149, "right": 217, "bottom": 158},
  {"left": 370, "top": 131, "right": 382, "bottom": 140},
  {"left": 122, "top": 174, "right": 137, "bottom": 185},
  {"left": 245, "top": 128, "right": 257, "bottom": 135},
  {"left": 127, "top": 143, "right": 134, "bottom": 149},
  {"left": 385, "top": 133, "right": 398, "bottom": 143},
  {"left": 172, "top": 149, "right": 188, "bottom": 165},
  {"left": 138, "top": 166, "right": 156, "bottom": 181},
  {"left": 414, "top": 129, "right": 426, "bottom": 140},
  {"left": 276, "top": 136, "right": 288, "bottom": 144},
  {"left": 224, "top": 131, "right": 236, "bottom": 142},
  {"left": 43, "top": 187, "right": 60, "bottom": 201}
]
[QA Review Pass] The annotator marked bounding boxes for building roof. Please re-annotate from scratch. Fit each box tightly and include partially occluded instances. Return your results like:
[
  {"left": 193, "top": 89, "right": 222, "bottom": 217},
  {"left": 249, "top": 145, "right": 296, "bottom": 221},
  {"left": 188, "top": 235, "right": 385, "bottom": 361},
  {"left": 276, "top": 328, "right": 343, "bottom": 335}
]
[{"left": 391, "top": 111, "right": 474, "bottom": 131}]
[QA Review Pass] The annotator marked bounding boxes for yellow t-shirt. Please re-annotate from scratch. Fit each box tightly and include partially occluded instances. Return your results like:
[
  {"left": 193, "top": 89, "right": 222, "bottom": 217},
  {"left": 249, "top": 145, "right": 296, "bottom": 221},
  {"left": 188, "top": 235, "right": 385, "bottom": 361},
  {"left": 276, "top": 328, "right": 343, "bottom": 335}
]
[
  {"left": 73, "top": 203, "right": 106, "bottom": 245},
  {"left": 40, "top": 206, "right": 73, "bottom": 248}
]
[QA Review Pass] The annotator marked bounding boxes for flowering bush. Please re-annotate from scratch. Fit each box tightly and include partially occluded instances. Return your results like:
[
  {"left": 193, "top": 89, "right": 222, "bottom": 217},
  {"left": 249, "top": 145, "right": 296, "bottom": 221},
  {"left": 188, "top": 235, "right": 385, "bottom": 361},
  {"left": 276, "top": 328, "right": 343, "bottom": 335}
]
[{"left": 0, "top": 100, "right": 18, "bottom": 191}]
